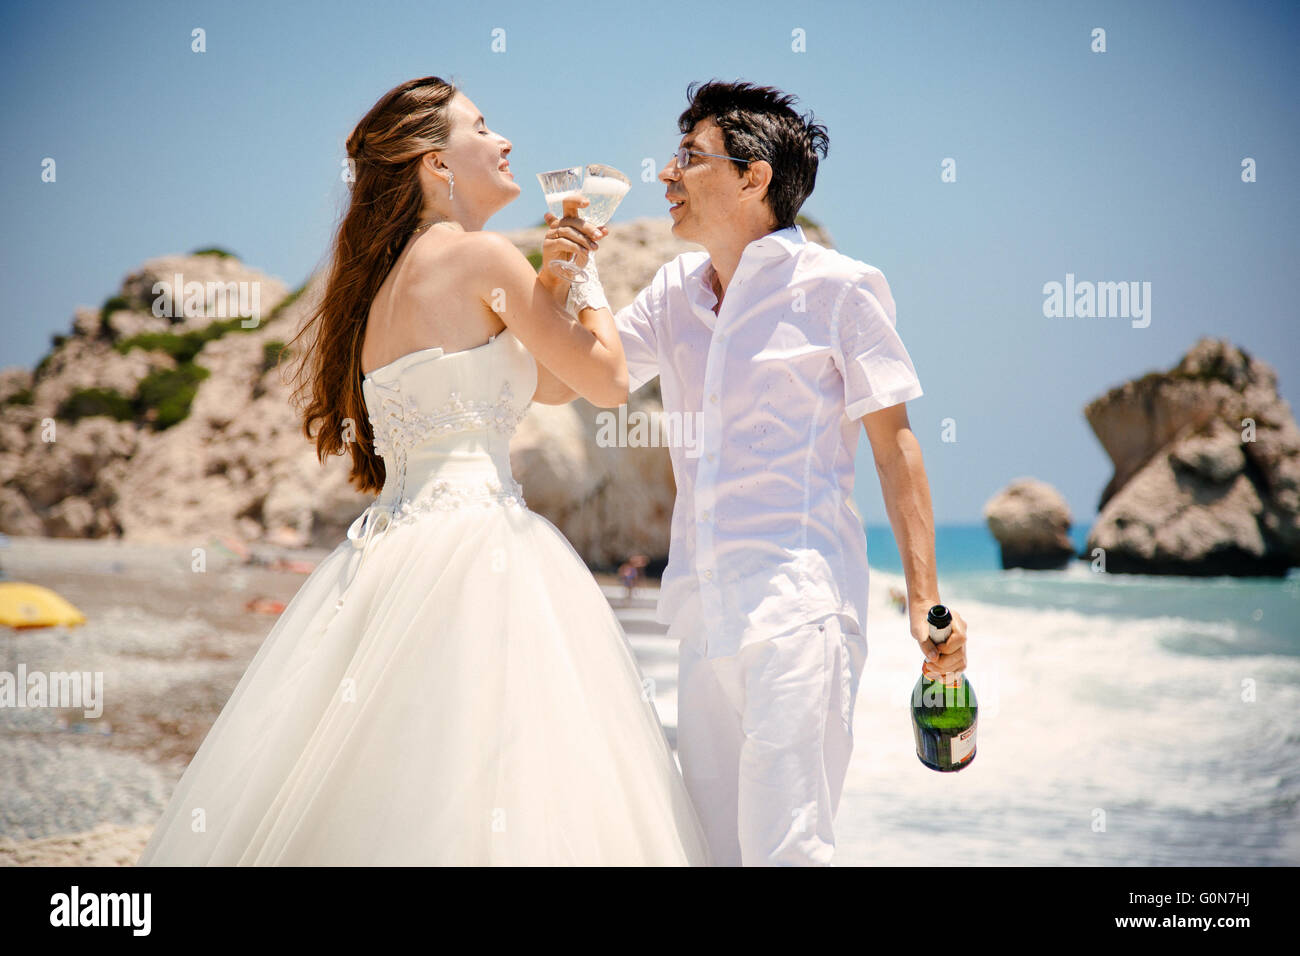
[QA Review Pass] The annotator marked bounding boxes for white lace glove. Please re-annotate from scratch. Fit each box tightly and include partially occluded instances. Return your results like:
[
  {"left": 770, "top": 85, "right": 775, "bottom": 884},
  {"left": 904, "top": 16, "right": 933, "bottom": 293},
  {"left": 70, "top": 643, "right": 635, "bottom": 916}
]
[{"left": 565, "top": 253, "right": 610, "bottom": 316}]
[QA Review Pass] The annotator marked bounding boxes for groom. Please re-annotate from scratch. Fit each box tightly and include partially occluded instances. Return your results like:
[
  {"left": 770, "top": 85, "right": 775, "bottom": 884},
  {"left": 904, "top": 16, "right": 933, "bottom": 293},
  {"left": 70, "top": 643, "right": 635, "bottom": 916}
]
[{"left": 596, "top": 80, "right": 967, "bottom": 865}]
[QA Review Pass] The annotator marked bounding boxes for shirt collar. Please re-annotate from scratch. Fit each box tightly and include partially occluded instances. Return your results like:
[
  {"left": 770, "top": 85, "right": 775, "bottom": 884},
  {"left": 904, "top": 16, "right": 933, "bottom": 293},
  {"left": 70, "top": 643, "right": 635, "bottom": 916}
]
[
  {"left": 688, "top": 224, "right": 806, "bottom": 296},
  {"left": 751, "top": 223, "right": 807, "bottom": 260}
]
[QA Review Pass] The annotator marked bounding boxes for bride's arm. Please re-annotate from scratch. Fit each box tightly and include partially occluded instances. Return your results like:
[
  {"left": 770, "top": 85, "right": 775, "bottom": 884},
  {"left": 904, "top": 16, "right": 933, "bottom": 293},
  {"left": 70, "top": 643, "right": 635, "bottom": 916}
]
[
  {"left": 456, "top": 232, "right": 628, "bottom": 408},
  {"left": 532, "top": 363, "right": 580, "bottom": 404},
  {"left": 533, "top": 301, "right": 617, "bottom": 404}
]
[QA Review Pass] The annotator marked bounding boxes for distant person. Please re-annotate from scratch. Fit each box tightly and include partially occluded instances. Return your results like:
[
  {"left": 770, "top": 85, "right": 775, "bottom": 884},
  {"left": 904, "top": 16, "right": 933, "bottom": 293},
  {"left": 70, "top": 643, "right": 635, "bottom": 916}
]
[{"left": 618, "top": 553, "right": 648, "bottom": 600}]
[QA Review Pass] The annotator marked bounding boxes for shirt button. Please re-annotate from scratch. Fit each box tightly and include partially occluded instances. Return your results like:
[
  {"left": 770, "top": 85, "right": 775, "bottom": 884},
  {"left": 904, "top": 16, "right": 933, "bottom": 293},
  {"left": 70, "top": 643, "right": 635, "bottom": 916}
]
[
  {"left": 703, "top": 569, "right": 713, "bottom": 580},
  {"left": 701, "top": 510, "right": 710, "bottom": 520},
  {"left": 706, "top": 453, "right": 715, "bottom": 462},
  {"left": 710, "top": 394, "right": 718, "bottom": 404}
]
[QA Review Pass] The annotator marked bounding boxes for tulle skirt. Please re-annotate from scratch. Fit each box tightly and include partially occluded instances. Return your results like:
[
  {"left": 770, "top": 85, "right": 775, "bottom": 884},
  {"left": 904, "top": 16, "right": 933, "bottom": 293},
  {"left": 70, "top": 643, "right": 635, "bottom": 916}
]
[{"left": 136, "top": 499, "right": 710, "bottom": 865}]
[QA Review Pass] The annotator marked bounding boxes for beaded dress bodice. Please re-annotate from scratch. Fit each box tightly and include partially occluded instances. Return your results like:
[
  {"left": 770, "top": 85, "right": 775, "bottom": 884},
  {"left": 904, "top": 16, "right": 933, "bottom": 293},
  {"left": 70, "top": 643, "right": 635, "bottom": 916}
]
[{"left": 336, "top": 327, "right": 538, "bottom": 605}]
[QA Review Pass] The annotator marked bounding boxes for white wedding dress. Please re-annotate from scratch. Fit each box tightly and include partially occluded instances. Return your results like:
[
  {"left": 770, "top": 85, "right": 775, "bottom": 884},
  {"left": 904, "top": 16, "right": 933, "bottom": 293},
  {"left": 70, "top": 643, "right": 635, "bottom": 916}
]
[{"left": 137, "top": 327, "right": 710, "bottom": 866}]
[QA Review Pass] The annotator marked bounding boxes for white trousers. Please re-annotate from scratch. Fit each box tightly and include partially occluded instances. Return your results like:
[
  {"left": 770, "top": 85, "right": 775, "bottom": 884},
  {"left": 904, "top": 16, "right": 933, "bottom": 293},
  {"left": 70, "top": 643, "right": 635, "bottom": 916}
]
[{"left": 672, "top": 593, "right": 868, "bottom": 866}]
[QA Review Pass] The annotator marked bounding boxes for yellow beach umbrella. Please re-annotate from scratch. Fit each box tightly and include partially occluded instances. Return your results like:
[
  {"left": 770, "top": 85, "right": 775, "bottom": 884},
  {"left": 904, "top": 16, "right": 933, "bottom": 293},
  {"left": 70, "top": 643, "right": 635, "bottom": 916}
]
[{"left": 0, "top": 582, "right": 86, "bottom": 628}]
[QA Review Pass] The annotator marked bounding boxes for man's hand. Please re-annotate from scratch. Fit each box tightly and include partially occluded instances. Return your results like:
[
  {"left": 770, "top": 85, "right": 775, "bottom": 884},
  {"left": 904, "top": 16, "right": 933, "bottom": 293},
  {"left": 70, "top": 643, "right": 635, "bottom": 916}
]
[
  {"left": 911, "top": 600, "right": 968, "bottom": 681},
  {"left": 540, "top": 196, "right": 606, "bottom": 285}
]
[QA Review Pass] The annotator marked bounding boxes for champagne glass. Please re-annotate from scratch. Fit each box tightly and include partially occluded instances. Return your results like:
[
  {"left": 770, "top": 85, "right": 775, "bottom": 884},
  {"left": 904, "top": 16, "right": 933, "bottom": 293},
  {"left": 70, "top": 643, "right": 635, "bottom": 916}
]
[
  {"left": 536, "top": 163, "right": 631, "bottom": 282},
  {"left": 536, "top": 166, "right": 587, "bottom": 280}
]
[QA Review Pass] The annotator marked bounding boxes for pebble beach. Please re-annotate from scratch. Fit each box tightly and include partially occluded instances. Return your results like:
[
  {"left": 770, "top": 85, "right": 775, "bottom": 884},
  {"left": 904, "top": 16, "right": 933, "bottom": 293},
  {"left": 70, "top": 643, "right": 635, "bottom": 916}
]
[{"left": 0, "top": 535, "right": 646, "bottom": 865}]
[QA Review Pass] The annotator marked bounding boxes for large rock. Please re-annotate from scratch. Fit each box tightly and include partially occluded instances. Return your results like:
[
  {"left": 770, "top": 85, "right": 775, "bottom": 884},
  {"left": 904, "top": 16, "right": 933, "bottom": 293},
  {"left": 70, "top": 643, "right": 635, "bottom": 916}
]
[
  {"left": 1, "top": 219, "right": 839, "bottom": 567},
  {"left": 103, "top": 274, "right": 367, "bottom": 548},
  {"left": 16, "top": 418, "right": 138, "bottom": 515},
  {"left": 1, "top": 255, "right": 344, "bottom": 549},
  {"left": 1084, "top": 338, "right": 1300, "bottom": 576},
  {"left": 983, "top": 478, "right": 1075, "bottom": 569}
]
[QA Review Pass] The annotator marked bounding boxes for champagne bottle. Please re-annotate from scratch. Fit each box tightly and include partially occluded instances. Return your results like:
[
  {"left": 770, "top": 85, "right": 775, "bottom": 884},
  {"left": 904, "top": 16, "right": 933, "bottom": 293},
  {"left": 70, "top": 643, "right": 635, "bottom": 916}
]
[{"left": 911, "top": 604, "right": 977, "bottom": 772}]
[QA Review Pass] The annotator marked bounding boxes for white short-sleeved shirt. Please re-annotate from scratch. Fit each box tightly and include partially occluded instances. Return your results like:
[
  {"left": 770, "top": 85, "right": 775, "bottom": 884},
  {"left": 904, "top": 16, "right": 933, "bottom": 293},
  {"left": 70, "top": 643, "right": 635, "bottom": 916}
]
[{"left": 614, "top": 224, "right": 923, "bottom": 659}]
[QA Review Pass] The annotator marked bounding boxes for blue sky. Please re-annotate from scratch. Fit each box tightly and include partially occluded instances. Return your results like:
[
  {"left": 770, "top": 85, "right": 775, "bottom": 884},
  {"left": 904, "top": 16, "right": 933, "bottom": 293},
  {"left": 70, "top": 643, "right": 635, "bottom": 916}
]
[{"left": 2, "top": 0, "right": 1296, "bottom": 525}]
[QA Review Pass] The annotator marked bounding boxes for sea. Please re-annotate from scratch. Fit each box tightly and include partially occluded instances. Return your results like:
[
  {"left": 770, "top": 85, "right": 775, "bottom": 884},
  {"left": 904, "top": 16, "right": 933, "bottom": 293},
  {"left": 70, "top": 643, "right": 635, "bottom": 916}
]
[{"left": 826, "top": 523, "right": 1300, "bottom": 866}]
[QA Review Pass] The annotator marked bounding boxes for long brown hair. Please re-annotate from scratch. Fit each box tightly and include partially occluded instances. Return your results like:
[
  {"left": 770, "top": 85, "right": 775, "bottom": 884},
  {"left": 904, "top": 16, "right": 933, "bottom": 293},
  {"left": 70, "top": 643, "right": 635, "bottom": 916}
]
[{"left": 286, "top": 75, "right": 459, "bottom": 495}]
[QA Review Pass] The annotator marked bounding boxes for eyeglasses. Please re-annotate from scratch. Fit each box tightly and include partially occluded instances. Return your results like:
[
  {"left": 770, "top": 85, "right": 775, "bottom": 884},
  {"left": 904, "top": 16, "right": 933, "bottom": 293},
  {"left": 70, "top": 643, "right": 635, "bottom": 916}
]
[{"left": 673, "top": 146, "right": 752, "bottom": 170}]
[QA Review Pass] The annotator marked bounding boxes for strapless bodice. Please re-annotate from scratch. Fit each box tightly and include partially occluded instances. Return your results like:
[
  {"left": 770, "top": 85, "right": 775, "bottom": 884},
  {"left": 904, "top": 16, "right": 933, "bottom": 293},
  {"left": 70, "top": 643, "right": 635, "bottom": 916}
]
[
  {"left": 338, "top": 328, "right": 538, "bottom": 602},
  {"left": 362, "top": 326, "right": 537, "bottom": 502}
]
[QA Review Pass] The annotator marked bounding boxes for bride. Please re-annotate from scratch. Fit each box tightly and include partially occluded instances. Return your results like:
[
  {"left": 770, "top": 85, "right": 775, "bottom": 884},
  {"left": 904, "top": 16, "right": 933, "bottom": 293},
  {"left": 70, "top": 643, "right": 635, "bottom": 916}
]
[{"left": 136, "top": 75, "right": 710, "bottom": 866}]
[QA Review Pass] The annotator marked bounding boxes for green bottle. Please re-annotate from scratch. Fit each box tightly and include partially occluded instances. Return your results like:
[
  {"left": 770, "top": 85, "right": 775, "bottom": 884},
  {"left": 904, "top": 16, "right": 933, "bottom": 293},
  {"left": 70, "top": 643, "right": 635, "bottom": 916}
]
[{"left": 911, "top": 605, "right": 977, "bottom": 772}]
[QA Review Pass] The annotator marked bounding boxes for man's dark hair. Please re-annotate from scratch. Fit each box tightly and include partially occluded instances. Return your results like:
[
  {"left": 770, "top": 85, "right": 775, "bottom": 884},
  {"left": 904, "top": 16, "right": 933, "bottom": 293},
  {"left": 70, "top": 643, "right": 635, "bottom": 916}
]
[{"left": 677, "top": 79, "right": 829, "bottom": 230}]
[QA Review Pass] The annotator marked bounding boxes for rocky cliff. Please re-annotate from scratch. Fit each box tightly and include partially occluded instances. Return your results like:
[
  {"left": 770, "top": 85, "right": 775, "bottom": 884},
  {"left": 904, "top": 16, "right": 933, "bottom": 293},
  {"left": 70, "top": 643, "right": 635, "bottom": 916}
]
[
  {"left": 1083, "top": 338, "right": 1300, "bottom": 575},
  {"left": 0, "top": 217, "right": 834, "bottom": 569}
]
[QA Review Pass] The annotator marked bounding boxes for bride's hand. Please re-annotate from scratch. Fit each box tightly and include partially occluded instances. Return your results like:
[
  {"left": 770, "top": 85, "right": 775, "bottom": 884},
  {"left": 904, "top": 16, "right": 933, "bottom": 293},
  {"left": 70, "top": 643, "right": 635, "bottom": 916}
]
[{"left": 542, "top": 197, "right": 606, "bottom": 275}]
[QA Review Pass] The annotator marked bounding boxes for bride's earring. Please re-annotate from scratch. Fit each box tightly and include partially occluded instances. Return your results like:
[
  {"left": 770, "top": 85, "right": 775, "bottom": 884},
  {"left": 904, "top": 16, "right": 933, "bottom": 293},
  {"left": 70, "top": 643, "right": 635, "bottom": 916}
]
[{"left": 447, "top": 170, "right": 455, "bottom": 200}]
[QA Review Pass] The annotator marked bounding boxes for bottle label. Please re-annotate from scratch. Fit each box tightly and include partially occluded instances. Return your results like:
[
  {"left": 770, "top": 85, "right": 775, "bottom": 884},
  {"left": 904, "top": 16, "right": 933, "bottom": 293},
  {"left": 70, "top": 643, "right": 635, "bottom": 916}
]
[{"left": 950, "top": 720, "right": 977, "bottom": 765}]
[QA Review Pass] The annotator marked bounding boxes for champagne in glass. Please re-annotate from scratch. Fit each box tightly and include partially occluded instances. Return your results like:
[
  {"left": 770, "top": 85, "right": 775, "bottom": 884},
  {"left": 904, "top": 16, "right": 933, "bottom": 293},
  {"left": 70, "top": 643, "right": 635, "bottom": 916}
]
[
  {"left": 536, "top": 166, "right": 586, "bottom": 280},
  {"left": 577, "top": 164, "right": 631, "bottom": 229},
  {"left": 536, "top": 164, "right": 631, "bottom": 282},
  {"left": 569, "top": 164, "right": 630, "bottom": 282}
]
